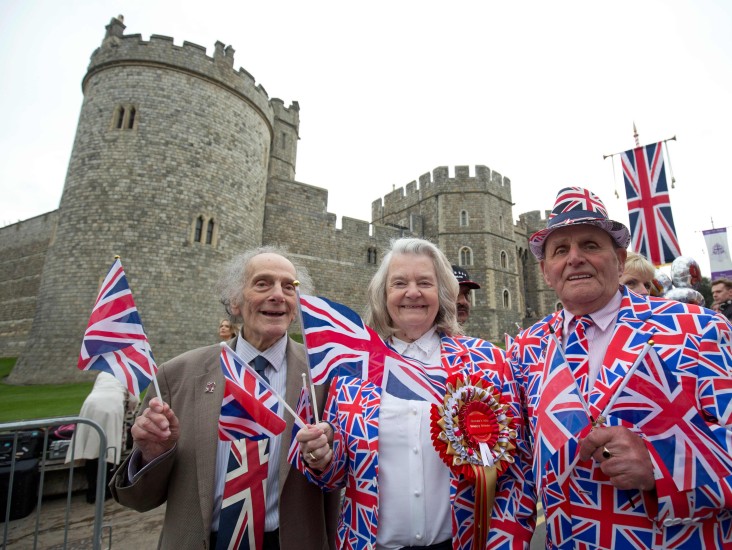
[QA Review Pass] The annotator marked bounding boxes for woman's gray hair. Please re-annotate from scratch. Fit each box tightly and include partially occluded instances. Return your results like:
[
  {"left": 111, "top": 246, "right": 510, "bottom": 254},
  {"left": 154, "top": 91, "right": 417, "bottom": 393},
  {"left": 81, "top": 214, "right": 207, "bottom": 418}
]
[
  {"left": 365, "top": 237, "right": 462, "bottom": 338},
  {"left": 218, "top": 245, "right": 313, "bottom": 322}
]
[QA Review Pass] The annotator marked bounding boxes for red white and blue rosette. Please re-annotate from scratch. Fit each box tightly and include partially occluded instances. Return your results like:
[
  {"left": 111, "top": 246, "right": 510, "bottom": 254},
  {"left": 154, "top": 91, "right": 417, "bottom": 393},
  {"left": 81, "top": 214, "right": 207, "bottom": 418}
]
[{"left": 430, "top": 373, "right": 517, "bottom": 548}]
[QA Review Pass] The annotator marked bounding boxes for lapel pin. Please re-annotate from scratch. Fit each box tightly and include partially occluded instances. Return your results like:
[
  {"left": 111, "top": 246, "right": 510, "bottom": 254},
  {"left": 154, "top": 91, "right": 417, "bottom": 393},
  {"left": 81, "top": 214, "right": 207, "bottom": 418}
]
[{"left": 205, "top": 381, "right": 216, "bottom": 393}]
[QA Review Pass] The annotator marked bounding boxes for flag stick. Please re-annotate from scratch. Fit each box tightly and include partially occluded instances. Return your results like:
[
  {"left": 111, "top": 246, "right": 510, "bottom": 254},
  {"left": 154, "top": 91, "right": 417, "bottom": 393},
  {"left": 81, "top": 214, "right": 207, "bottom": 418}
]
[
  {"left": 294, "top": 284, "right": 320, "bottom": 424},
  {"left": 602, "top": 135, "right": 676, "bottom": 160},
  {"left": 146, "top": 342, "right": 162, "bottom": 400},
  {"left": 594, "top": 339, "right": 655, "bottom": 426}
]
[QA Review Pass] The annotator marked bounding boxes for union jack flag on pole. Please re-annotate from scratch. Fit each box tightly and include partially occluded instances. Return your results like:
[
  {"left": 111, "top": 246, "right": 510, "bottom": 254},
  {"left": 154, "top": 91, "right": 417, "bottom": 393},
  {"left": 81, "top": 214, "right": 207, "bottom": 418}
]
[
  {"left": 218, "top": 345, "right": 288, "bottom": 441},
  {"left": 78, "top": 258, "right": 157, "bottom": 397},
  {"left": 299, "top": 294, "right": 445, "bottom": 404},
  {"left": 621, "top": 141, "right": 681, "bottom": 265}
]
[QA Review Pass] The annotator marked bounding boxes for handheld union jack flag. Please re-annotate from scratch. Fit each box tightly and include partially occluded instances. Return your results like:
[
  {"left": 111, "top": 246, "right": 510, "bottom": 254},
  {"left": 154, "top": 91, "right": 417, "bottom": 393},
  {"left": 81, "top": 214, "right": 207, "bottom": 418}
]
[
  {"left": 78, "top": 258, "right": 157, "bottom": 396},
  {"left": 621, "top": 141, "right": 681, "bottom": 265},
  {"left": 609, "top": 346, "right": 732, "bottom": 493},
  {"left": 218, "top": 345, "right": 287, "bottom": 441},
  {"left": 299, "top": 295, "right": 444, "bottom": 403},
  {"left": 532, "top": 333, "right": 592, "bottom": 493}
]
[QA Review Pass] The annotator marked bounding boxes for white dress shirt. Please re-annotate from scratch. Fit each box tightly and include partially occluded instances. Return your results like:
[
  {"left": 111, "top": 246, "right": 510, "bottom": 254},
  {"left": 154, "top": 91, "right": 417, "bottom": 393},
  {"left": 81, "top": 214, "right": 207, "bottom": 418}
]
[
  {"left": 211, "top": 333, "right": 288, "bottom": 532},
  {"left": 376, "top": 327, "right": 452, "bottom": 549}
]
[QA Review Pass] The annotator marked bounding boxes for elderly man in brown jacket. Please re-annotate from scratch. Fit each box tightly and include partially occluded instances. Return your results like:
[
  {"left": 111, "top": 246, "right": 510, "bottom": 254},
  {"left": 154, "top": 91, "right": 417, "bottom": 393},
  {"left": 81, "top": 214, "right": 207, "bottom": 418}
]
[{"left": 111, "top": 247, "right": 339, "bottom": 550}]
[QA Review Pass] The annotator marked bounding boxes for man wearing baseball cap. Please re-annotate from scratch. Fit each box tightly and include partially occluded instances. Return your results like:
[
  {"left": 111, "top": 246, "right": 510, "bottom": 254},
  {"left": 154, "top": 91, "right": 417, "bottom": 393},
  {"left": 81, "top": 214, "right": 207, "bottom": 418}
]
[
  {"left": 508, "top": 186, "right": 732, "bottom": 548},
  {"left": 452, "top": 265, "right": 480, "bottom": 325}
]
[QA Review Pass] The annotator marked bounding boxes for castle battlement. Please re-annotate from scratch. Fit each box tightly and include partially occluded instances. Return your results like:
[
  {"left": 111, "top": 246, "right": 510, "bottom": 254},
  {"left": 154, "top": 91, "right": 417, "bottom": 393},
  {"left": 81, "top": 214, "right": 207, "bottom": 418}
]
[
  {"left": 271, "top": 98, "right": 301, "bottom": 128},
  {"left": 372, "top": 165, "right": 512, "bottom": 220},
  {"left": 85, "top": 16, "right": 276, "bottom": 123}
]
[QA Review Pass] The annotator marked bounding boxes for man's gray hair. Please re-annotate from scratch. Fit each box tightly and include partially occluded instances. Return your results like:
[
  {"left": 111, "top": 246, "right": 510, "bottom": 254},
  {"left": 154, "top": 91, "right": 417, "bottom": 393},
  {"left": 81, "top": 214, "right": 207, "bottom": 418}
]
[{"left": 218, "top": 245, "right": 313, "bottom": 322}]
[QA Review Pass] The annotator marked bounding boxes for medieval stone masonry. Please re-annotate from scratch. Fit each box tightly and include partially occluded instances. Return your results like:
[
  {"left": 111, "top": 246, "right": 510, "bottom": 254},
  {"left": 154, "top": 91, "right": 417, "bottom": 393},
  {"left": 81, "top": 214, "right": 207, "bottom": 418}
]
[{"left": 0, "top": 17, "right": 555, "bottom": 383}]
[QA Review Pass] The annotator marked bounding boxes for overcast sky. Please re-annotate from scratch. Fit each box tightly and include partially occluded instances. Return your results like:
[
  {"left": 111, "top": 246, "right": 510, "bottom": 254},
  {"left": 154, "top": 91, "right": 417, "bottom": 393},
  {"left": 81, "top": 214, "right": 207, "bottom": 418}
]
[{"left": 1, "top": 0, "right": 730, "bottom": 275}]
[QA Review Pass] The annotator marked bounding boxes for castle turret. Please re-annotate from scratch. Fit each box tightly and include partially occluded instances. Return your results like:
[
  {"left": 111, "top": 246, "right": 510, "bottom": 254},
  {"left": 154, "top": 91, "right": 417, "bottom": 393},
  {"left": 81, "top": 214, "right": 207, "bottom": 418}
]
[
  {"left": 268, "top": 99, "right": 300, "bottom": 181},
  {"left": 11, "top": 17, "right": 280, "bottom": 383}
]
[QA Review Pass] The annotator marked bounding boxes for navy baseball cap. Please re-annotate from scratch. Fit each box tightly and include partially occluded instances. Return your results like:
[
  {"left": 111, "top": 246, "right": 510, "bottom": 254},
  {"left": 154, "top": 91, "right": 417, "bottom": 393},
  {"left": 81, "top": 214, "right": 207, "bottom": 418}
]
[{"left": 452, "top": 265, "right": 480, "bottom": 289}]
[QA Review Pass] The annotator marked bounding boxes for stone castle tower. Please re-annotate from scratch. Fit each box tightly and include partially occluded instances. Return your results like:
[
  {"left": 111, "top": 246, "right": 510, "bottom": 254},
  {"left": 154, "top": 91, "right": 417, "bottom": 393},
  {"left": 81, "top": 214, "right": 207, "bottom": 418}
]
[{"left": 3, "top": 17, "right": 553, "bottom": 384}]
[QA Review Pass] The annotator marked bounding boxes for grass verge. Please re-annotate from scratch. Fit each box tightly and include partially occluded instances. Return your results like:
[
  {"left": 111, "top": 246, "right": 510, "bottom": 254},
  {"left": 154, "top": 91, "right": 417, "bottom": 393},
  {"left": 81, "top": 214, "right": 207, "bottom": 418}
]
[{"left": 0, "top": 358, "right": 93, "bottom": 423}]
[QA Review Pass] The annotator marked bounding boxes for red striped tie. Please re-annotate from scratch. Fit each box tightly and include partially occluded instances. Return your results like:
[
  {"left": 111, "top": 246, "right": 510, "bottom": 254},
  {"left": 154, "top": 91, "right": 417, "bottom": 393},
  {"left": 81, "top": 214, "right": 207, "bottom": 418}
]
[{"left": 565, "top": 316, "right": 593, "bottom": 396}]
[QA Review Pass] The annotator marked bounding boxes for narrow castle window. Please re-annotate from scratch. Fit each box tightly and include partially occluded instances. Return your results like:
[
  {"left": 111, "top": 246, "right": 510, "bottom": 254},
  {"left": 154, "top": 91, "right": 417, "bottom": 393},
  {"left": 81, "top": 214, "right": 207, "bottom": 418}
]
[
  {"left": 116, "top": 106, "right": 125, "bottom": 129},
  {"left": 112, "top": 104, "right": 138, "bottom": 130},
  {"left": 503, "top": 289, "right": 511, "bottom": 309},
  {"left": 459, "top": 246, "right": 473, "bottom": 266},
  {"left": 206, "top": 219, "right": 215, "bottom": 244},
  {"left": 367, "top": 247, "right": 377, "bottom": 265},
  {"left": 459, "top": 210, "right": 469, "bottom": 227},
  {"left": 281, "top": 132, "right": 287, "bottom": 149},
  {"left": 500, "top": 250, "right": 508, "bottom": 269},
  {"left": 194, "top": 216, "right": 204, "bottom": 242}
]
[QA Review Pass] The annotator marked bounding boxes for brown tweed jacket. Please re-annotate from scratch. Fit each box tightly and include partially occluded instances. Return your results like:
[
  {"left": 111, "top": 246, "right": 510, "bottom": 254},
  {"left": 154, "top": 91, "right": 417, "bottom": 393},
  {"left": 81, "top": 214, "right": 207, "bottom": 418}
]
[{"left": 110, "top": 337, "right": 339, "bottom": 549}]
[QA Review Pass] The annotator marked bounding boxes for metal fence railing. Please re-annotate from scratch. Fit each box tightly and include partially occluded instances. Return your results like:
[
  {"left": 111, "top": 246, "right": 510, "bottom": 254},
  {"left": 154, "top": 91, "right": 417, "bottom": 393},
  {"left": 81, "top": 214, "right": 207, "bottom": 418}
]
[{"left": 1, "top": 417, "right": 109, "bottom": 549}]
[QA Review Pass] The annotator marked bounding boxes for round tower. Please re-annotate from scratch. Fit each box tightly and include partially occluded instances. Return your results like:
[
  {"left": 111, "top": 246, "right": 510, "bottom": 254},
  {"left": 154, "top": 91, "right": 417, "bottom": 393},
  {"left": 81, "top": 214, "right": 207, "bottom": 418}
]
[{"left": 12, "top": 17, "right": 282, "bottom": 383}]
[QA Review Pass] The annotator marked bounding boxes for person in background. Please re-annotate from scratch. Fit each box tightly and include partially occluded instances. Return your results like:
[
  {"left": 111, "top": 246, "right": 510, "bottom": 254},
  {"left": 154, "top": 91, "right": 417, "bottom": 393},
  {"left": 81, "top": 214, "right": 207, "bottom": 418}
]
[
  {"left": 619, "top": 250, "right": 655, "bottom": 296},
  {"left": 711, "top": 277, "right": 732, "bottom": 321},
  {"left": 111, "top": 247, "right": 338, "bottom": 550},
  {"left": 297, "top": 238, "right": 534, "bottom": 550},
  {"left": 451, "top": 265, "right": 480, "bottom": 325},
  {"left": 67, "top": 371, "right": 139, "bottom": 503},
  {"left": 218, "top": 318, "right": 238, "bottom": 341},
  {"left": 509, "top": 186, "right": 732, "bottom": 549}
]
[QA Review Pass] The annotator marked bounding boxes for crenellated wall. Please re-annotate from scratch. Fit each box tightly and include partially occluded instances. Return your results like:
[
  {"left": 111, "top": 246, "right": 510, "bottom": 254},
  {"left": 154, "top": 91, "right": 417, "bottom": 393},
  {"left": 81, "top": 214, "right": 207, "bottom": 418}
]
[
  {"left": 87, "top": 17, "right": 274, "bottom": 130},
  {"left": 263, "top": 177, "right": 401, "bottom": 316},
  {"left": 2, "top": 17, "right": 555, "bottom": 383}
]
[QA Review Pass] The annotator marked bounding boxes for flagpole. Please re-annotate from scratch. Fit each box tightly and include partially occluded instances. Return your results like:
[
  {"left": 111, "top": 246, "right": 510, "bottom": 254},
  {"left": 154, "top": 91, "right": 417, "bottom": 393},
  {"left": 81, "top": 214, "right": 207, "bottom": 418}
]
[
  {"left": 146, "top": 342, "right": 162, "bottom": 400},
  {"left": 293, "top": 284, "right": 320, "bottom": 424},
  {"left": 602, "top": 135, "right": 676, "bottom": 160}
]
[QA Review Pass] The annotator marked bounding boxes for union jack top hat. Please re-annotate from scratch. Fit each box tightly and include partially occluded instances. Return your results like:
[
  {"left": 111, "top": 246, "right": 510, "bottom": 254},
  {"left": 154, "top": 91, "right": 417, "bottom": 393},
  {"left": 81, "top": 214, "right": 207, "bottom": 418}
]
[{"left": 529, "top": 186, "right": 630, "bottom": 260}]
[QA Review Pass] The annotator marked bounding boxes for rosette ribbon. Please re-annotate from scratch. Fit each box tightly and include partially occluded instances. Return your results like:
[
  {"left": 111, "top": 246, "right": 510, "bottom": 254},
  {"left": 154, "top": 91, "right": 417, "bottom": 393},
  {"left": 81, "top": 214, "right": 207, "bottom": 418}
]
[{"left": 430, "top": 373, "right": 516, "bottom": 549}]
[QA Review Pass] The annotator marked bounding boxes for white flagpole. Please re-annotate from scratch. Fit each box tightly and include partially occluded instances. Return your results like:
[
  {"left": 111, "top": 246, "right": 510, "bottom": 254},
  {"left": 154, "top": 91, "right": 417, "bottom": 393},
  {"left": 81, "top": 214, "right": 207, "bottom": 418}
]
[
  {"left": 145, "top": 341, "right": 162, "bottom": 399},
  {"left": 293, "top": 284, "right": 320, "bottom": 424}
]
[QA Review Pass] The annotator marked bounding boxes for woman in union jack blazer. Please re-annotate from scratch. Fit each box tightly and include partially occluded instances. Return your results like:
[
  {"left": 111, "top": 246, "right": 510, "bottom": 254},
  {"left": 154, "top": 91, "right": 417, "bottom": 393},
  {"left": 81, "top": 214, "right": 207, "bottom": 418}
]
[
  {"left": 510, "top": 186, "right": 732, "bottom": 550},
  {"left": 295, "top": 238, "right": 535, "bottom": 550}
]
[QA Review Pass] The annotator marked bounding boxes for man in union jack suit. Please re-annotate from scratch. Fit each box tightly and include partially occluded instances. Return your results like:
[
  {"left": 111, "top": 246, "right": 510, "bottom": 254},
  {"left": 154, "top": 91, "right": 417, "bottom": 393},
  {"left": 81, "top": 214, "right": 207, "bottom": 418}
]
[{"left": 508, "top": 186, "right": 732, "bottom": 549}]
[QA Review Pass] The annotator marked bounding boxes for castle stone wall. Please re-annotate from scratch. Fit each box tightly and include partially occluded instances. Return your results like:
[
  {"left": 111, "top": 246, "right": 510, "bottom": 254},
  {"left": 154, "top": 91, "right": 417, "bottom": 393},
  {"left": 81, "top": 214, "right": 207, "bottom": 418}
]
[
  {"left": 11, "top": 18, "right": 281, "bottom": 383},
  {"left": 372, "top": 166, "right": 526, "bottom": 341},
  {"left": 263, "top": 178, "right": 400, "bottom": 315},
  {"left": 0, "top": 212, "right": 58, "bottom": 357},
  {"left": 3, "top": 17, "right": 556, "bottom": 384}
]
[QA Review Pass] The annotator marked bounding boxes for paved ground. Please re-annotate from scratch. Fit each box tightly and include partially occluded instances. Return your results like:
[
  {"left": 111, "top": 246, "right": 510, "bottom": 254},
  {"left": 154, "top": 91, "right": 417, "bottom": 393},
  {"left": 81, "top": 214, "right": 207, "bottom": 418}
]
[
  {"left": 1, "top": 492, "right": 165, "bottom": 549},
  {"left": 2, "top": 491, "right": 545, "bottom": 549}
]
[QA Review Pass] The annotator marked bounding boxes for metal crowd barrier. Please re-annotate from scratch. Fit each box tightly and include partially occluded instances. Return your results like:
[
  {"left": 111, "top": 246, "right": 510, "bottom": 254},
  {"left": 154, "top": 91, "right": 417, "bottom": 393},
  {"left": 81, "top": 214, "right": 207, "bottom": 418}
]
[{"left": 0, "top": 417, "right": 110, "bottom": 549}]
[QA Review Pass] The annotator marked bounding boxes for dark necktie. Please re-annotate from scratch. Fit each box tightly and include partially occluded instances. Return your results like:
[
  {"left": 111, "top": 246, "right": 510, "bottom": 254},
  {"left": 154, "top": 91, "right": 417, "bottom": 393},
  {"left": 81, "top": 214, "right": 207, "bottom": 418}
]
[
  {"left": 252, "top": 355, "right": 270, "bottom": 383},
  {"left": 216, "top": 355, "right": 271, "bottom": 550},
  {"left": 565, "top": 315, "right": 593, "bottom": 396}
]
